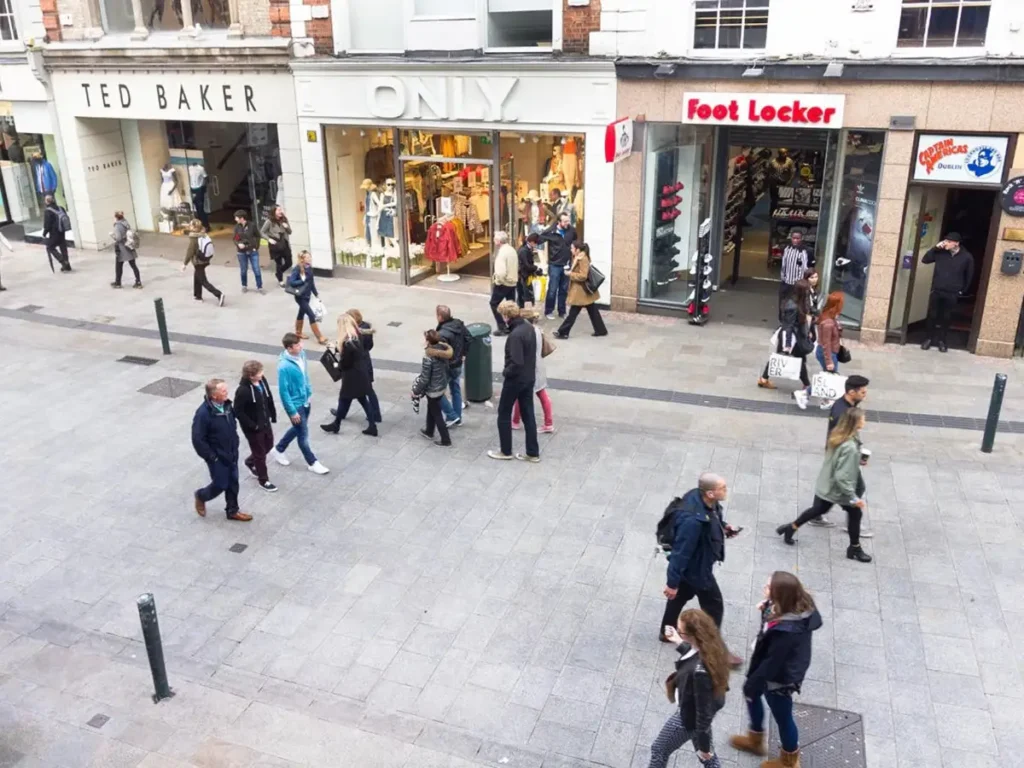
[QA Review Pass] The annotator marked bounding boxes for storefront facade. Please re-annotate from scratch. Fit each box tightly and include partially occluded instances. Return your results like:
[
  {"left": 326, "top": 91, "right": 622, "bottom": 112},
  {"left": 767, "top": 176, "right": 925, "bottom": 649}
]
[
  {"left": 293, "top": 61, "right": 616, "bottom": 294},
  {"left": 612, "top": 71, "right": 1024, "bottom": 357}
]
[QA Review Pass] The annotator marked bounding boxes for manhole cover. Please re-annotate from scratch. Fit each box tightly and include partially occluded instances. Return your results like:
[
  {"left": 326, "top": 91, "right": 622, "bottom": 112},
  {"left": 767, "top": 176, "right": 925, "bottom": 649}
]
[
  {"left": 86, "top": 713, "right": 109, "bottom": 729},
  {"left": 120, "top": 355, "right": 159, "bottom": 366},
  {"left": 769, "top": 704, "right": 865, "bottom": 768},
  {"left": 387, "top": 321, "right": 402, "bottom": 327},
  {"left": 17, "top": 305, "right": 42, "bottom": 313},
  {"left": 138, "top": 377, "right": 201, "bottom": 398},
  {"left": 229, "top": 543, "right": 248, "bottom": 553}
]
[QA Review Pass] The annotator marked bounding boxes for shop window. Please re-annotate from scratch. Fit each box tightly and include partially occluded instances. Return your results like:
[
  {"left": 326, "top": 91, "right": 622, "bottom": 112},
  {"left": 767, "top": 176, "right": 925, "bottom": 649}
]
[
  {"left": 0, "top": 0, "right": 18, "bottom": 40},
  {"left": 100, "top": 0, "right": 229, "bottom": 33},
  {"left": 0, "top": 111, "right": 63, "bottom": 234},
  {"left": 488, "top": 0, "right": 553, "bottom": 48},
  {"left": 694, "top": 0, "right": 770, "bottom": 50},
  {"left": 898, "top": 0, "right": 990, "bottom": 48},
  {"left": 349, "top": 0, "right": 403, "bottom": 49},
  {"left": 413, "top": 0, "right": 474, "bottom": 16}
]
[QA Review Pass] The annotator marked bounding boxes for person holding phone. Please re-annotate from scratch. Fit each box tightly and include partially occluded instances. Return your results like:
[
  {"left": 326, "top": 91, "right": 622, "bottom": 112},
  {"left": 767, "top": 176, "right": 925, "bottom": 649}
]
[{"left": 920, "top": 232, "right": 973, "bottom": 353}]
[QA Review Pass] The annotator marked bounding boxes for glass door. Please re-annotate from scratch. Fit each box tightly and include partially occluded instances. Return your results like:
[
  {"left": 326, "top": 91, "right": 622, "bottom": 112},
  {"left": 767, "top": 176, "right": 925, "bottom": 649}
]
[
  {"left": 887, "top": 185, "right": 947, "bottom": 342},
  {"left": 814, "top": 130, "right": 840, "bottom": 301}
]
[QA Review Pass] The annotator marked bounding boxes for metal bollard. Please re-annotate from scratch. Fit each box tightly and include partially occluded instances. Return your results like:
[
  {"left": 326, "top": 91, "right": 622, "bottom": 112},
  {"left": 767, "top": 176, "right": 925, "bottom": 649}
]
[
  {"left": 136, "top": 593, "right": 174, "bottom": 703},
  {"left": 981, "top": 373, "right": 1007, "bottom": 454},
  {"left": 154, "top": 298, "right": 171, "bottom": 355}
]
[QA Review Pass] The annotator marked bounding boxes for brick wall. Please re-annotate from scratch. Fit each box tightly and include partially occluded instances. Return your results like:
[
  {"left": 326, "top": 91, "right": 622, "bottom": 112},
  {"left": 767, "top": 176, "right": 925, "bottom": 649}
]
[
  {"left": 285, "top": 0, "right": 332, "bottom": 54},
  {"left": 562, "top": 0, "right": 601, "bottom": 54},
  {"left": 39, "top": 0, "right": 61, "bottom": 41},
  {"left": 269, "top": 0, "right": 289, "bottom": 36}
]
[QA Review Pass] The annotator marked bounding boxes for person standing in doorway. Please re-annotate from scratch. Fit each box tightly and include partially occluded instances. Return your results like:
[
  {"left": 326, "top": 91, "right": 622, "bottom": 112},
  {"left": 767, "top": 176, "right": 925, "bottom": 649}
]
[
  {"left": 554, "top": 242, "right": 607, "bottom": 339},
  {"left": 110, "top": 211, "right": 142, "bottom": 289},
  {"left": 234, "top": 360, "right": 278, "bottom": 493},
  {"left": 234, "top": 209, "right": 264, "bottom": 294},
  {"left": 42, "top": 195, "right": 72, "bottom": 272},
  {"left": 191, "top": 379, "right": 251, "bottom": 521},
  {"left": 490, "top": 231, "right": 519, "bottom": 336},
  {"left": 182, "top": 219, "right": 224, "bottom": 305},
  {"left": 767, "top": 148, "right": 795, "bottom": 220},
  {"left": 270, "top": 332, "right": 330, "bottom": 475},
  {"left": 540, "top": 211, "right": 576, "bottom": 321},
  {"left": 920, "top": 232, "right": 974, "bottom": 353},
  {"left": 659, "top": 472, "right": 744, "bottom": 667},
  {"left": 778, "top": 231, "right": 809, "bottom": 310},
  {"left": 261, "top": 206, "right": 293, "bottom": 287},
  {"left": 437, "top": 305, "right": 470, "bottom": 428},
  {"left": 488, "top": 301, "right": 540, "bottom": 463}
]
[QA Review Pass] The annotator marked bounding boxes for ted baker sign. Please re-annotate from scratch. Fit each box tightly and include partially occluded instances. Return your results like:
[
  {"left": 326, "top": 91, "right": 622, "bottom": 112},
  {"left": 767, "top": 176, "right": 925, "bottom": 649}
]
[{"left": 682, "top": 92, "right": 845, "bottom": 128}]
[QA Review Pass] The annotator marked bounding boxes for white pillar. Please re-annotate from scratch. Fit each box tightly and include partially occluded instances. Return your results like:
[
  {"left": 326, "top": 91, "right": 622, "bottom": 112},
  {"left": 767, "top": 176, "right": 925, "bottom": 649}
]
[
  {"left": 179, "top": 0, "right": 195, "bottom": 37},
  {"left": 227, "top": 0, "right": 243, "bottom": 36},
  {"left": 129, "top": 0, "right": 149, "bottom": 39}
]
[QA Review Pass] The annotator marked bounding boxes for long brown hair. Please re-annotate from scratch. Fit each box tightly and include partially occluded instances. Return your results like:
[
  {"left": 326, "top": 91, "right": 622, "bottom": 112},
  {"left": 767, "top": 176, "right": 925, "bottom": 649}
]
[
  {"left": 677, "top": 609, "right": 730, "bottom": 698},
  {"left": 817, "top": 291, "right": 845, "bottom": 324},
  {"left": 826, "top": 407, "right": 864, "bottom": 450},
  {"left": 792, "top": 279, "right": 811, "bottom": 317},
  {"left": 770, "top": 571, "right": 815, "bottom": 616}
]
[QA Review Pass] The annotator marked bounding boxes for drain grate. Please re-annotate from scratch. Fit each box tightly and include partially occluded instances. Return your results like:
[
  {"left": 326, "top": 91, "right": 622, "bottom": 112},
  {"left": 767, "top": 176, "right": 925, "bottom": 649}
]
[
  {"left": 769, "top": 704, "right": 865, "bottom": 768},
  {"left": 229, "top": 543, "right": 248, "bottom": 553},
  {"left": 86, "top": 713, "right": 109, "bottom": 729},
  {"left": 138, "top": 377, "right": 201, "bottom": 399},
  {"left": 17, "top": 305, "right": 43, "bottom": 313},
  {"left": 119, "top": 355, "right": 159, "bottom": 366}
]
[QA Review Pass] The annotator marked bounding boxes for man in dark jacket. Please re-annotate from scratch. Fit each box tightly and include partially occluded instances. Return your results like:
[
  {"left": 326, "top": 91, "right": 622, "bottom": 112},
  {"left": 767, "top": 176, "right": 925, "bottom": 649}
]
[
  {"left": 661, "top": 473, "right": 742, "bottom": 664},
  {"left": 436, "top": 304, "right": 470, "bottom": 428},
  {"left": 42, "top": 195, "right": 71, "bottom": 272},
  {"left": 234, "top": 361, "right": 278, "bottom": 493},
  {"left": 488, "top": 301, "right": 539, "bottom": 463},
  {"left": 233, "top": 209, "right": 264, "bottom": 293},
  {"left": 539, "top": 212, "right": 577, "bottom": 320},
  {"left": 192, "top": 379, "right": 250, "bottom": 521},
  {"left": 516, "top": 234, "right": 542, "bottom": 308},
  {"left": 920, "top": 232, "right": 974, "bottom": 353}
]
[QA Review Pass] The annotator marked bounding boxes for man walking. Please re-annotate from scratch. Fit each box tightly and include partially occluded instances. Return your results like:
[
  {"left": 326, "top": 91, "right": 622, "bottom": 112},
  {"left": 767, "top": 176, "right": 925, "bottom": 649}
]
[
  {"left": 437, "top": 304, "right": 470, "bottom": 428},
  {"left": 490, "top": 231, "right": 519, "bottom": 336},
  {"left": 233, "top": 209, "right": 264, "bottom": 294},
  {"left": 42, "top": 195, "right": 72, "bottom": 273},
  {"left": 778, "top": 230, "right": 809, "bottom": 310},
  {"left": 540, "top": 212, "right": 576, "bottom": 321},
  {"left": 234, "top": 360, "right": 279, "bottom": 493},
  {"left": 270, "top": 333, "right": 330, "bottom": 475},
  {"left": 192, "top": 379, "right": 251, "bottom": 521},
  {"left": 487, "top": 301, "right": 540, "bottom": 463},
  {"left": 920, "top": 232, "right": 974, "bottom": 353},
  {"left": 660, "top": 472, "right": 742, "bottom": 665}
]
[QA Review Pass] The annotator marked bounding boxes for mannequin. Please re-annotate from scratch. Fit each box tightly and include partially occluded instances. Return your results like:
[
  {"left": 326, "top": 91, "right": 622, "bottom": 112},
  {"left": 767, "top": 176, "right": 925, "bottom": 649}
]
[
  {"left": 377, "top": 177, "right": 398, "bottom": 249},
  {"left": 33, "top": 153, "right": 58, "bottom": 197},
  {"left": 543, "top": 146, "right": 565, "bottom": 187},
  {"left": 361, "top": 179, "right": 379, "bottom": 245},
  {"left": 187, "top": 159, "right": 209, "bottom": 230},
  {"left": 160, "top": 163, "right": 182, "bottom": 211}
]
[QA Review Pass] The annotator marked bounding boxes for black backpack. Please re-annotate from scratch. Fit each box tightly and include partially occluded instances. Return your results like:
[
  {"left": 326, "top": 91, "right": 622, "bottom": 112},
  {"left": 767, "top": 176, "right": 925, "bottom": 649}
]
[
  {"left": 446, "top": 319, "right": 471, "bottom": 364},
  {"left": 58, "top": 208, "right": 72, "bottom": 233},
  {"left": 656, "top": 497, "right": 684, "bottom": 553}
]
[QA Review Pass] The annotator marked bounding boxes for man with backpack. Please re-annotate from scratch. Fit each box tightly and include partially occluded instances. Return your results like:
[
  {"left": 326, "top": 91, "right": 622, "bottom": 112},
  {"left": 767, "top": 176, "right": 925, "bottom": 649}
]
[
  {"left": 182, "top": 218, "right": 224, "bottom": 305},
  {"left": 42, "top": 195, "right": 72, "bottom": 273},
  {"left": 436, "top": 304, "right": 471, "bottom": 428},
  {"left": 657, "top": 472, "right": 743, "bottom": 666}
]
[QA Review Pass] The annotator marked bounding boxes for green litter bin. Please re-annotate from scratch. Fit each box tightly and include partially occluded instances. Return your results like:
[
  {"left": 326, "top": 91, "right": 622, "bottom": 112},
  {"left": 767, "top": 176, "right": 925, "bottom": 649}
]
[{"left": 464, "top": 322, "right": 493, "bottom": 402}]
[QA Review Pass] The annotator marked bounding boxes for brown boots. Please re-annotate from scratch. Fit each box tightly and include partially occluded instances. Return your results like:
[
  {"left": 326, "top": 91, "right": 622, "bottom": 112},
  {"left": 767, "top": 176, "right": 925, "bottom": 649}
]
[
  {"left": 294, "top": 319, "right": 309, "bottom": 340},
  {"left": 294, "top": 319, "right": 327, "bottom": 345},
  {"left": 730, "top": 730, "right": 766, "bottom": 757},
  {"left": 761, "top": 748, "right": 800, "bottom": 768}
]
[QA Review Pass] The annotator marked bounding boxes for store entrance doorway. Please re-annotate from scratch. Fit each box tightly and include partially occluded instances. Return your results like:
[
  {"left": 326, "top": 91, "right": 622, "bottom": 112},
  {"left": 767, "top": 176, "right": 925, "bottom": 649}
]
[
  {"left": 888, "top": 185, "right": 997, "bottom": 351},
  {"left": 711, "top": 127, "right": 839, "bottom": 327}
]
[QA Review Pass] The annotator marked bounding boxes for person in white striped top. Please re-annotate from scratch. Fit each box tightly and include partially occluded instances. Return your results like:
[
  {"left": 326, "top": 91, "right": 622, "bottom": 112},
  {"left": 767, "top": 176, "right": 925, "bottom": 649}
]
[{"left": 778, "top": 232, "right": 810, "bottom": 311}]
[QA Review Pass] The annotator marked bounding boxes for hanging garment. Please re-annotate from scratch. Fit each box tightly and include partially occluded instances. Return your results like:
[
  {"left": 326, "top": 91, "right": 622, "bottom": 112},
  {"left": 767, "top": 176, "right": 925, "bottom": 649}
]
[
  {"left": 562, "top": 141, "right": 579, "bottom": 191},
  {"left": 364, "top": 147, "right": 394, "bottom": 184},
  {"left": 449, "top": 217, "right": 469, "bottom": 255},
  {"left": 160, "top": 167, "right": 182, "bottom": 209},
  {"left": 425, "top": 221, "right": 460, "bottom": 263},
  {"left": 453, "top": 190, "right": 482, "bottom": 236},
  {"left": 34, "top": 159, "right": 58, "bottom": 195}
]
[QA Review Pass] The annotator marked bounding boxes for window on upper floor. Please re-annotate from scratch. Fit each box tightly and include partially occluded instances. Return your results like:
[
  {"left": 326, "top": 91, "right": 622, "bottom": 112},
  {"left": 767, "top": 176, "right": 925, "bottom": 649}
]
[
  {"left": 413, "top": 0, "right": 474, "bottom": 16},
  {"left": 487, "top": 0, "right": 553, "bottom": 48},
  {"left": 99, "top": 0, "right": 229, "bottom": 34},
  {"left": 0, "top": 0, "right": 19, "bottom": 40},
  {"left": 898, "top": 0, "right": 991, "bottom": 48},
  {"left": 693, "top": 0, "right": 770, "bottom": 50},
  {"left": 349, "top": 0, "right": 404, "bottom": 49}
]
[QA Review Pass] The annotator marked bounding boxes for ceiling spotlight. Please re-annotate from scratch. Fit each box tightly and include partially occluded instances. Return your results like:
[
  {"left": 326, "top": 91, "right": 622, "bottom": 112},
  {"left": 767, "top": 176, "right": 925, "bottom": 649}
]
[
  {"left": 359, "top": 130, "right": 365, "bottom": 137},
  {"left": 341, "top": 129, "right": 347, "bottom": 136},
  {"left": 520, "top": 136, "right": 526, "bottom": 144},
  {"left": 742, "top": 65, "right": 764, "bottom": 77},
  {"left": 532, "top": 136, "right": 539, "bottom": 143},
  {"left": 823, "top": 61, "right": 844, "bottom": 78},
  {"left": 560, "top": 137, "right": 566, "bottom": 145}
]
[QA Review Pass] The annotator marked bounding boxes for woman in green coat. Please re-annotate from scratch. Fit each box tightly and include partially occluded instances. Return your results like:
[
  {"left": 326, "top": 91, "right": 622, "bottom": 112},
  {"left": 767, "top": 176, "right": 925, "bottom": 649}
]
[{"left": 775, "top": 407, "right": 872, "bottom": 563}]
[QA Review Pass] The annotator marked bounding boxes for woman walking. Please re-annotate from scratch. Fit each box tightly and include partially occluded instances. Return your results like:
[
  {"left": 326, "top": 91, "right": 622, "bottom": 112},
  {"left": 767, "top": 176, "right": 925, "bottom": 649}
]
[
  {"left": 759, "top": 279, "right": 814, "bottom": 406},
  {"left": 286, "top": 251, "right": 327, "bottom": 344},
  {"left": 320, "top": 312, "right": 378, "bottom": 437},
  {"left": 553, "top": 242, "right": 607, "bottom": 339},
  {"left": 261, "top": 206, "right": 293, "bottom": 287},
  {"left": 776, "top": 408, "right": 872, "bottom": 563},
  {"left": 649, "top": 609, "right": 729, "bottom": 768},
  {"left": 234, "top": 360, "right": 278, "bottom": 493},
  {"left": 412, "top": 329, "right": 453, "bottom": 447},
  {"left": 730, "top": 571, "right": 822, "bottom": 768},
  {"left": 182, "top": 219, "right": 224, "bottom": 305},
  {"left": 512, "top": 311, "right": 554, "bottom": 433},
  {"left": 349, "top": 309, "right": 382, "bottom": 424},
  {"left": 110, "top": 211, "right": 142, "bottom": 289},
  {"left": 814, "top": 291, "right": 845, "bottom": 408}
]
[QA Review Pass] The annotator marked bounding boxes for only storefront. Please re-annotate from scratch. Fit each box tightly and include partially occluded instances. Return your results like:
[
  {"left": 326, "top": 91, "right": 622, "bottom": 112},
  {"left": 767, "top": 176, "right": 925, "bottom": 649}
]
[{"left": 293, "top": 62, "right": 616, "bottom": 294}]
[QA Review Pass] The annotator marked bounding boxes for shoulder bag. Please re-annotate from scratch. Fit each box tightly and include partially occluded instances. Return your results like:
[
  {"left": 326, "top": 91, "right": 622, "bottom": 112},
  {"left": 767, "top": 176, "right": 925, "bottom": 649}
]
[
  {"left": 319, "top": 347, "right": 343, "bottom": 382},
  {"left": 584, "top": 263, "right": 606, "bottom": 295},
  {"left": 541, "top": 332, "right": 556, "bottom": 358}
]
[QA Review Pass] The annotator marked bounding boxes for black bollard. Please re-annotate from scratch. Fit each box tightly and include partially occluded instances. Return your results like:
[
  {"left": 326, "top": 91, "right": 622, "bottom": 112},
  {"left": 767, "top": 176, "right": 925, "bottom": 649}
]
[
  {"left": 136, "top": 593, "right": 174, "bottom": 703},
  {"left": 981, "top": 373, "right": 1007, "bottom": 454},
  {"left": 154, "top": 298, "right": 171, "bottom": 355}
]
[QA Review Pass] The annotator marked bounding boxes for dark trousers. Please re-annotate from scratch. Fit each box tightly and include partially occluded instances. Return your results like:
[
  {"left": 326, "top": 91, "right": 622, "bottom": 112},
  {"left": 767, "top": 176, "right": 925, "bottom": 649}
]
[
  {"left": 748, "top": 692, "right": 798, "bottom": 752},
  {"left": 926, "top": 290, "right": 958, "bottom": 344},
  {"left": 557, "top": 304, "right": 607, "bottom": 337},
  {"left": 497, "top": 379, "right": 539, "bottom": 458},
  {"left": 794, "top": 495, "right": 862, "bottom": 546},
  {"left": 545, "top": 264, "right": 569, "bottom": 317},
  {"left": 193, "top": 265, "right": 221, "bottom": 300},
  {"left": 191, "top": 185, "right": 209, "bottom": 230},
  {"left": 47, "top": 241, "right": 70, "bottom": 270},
  {"left": 490, "top": 284, "right": 517, "bottom": 331},
  {"left": 335, "top": 389, "right": 382, "bottom": 423},
  {"left": 196, "top": 459, "right": 240, "bottom": 516},
  {"left": 661, "top": 575, "right": 724, "bottom": 634},
  {"left": 516, "top": 278, "right": 530, "bottom": 308},
  {"left": 270, "top": 242, "right": 293, "bottom": 283},
  {"left": 423, "top": 396, "right": 451, "bottom": 445},
  {"left": 243, "top": 429, "right": 273, "bottom": 483},
  {"left": 115, "top": 259, "right": 141, "bottom": 285},
  {"left": 778, "top": 281, "right": 794, "bottom": 323}
]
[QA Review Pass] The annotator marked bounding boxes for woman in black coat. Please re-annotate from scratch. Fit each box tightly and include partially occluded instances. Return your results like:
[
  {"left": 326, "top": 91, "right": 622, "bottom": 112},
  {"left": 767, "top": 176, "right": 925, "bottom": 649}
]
[
  {"left": 234, "top": 360, "right": 278, "bottom": 492},
  {"left": 320, "top": 313, "right": 377, "bottom": 437}
]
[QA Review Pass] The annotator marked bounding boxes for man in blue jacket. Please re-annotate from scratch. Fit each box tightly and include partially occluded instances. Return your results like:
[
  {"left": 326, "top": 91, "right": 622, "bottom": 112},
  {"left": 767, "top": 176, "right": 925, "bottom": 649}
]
[
  {"left": 661, "top": 472, "right": 742, "bottom": 665},
  {"left": 192, "top": 379, "right": 251, "bottom": 521},
  {"left": 270, "top": 332, "right": 329, "bottom": 475}
]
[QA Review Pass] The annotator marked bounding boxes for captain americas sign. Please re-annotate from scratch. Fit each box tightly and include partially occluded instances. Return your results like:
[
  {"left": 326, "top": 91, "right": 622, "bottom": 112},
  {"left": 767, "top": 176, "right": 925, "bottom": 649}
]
[{"left": 913, "top": 134, "right": 1009, "bottom": 187}]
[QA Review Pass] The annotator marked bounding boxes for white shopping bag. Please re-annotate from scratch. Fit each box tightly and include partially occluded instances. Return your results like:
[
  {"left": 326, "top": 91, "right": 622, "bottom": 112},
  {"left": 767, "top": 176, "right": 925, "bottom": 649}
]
[
  {"left": 768, "top": 328, "right": 780, "bottom": 352},
  {"left": 767, "top": 353, "right": 803, "bottom": 381},
  {"left": 310, "top": 296, "right": 326, "bottom": 323},
  {"left": 811, "top": 371, "right": 847, "bottom": 400}
]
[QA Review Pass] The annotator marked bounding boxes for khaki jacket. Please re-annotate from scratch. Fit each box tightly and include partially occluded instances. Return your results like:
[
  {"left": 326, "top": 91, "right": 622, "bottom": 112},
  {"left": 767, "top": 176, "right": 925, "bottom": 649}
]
[{"left": 567, "top": 252, "right": 597, "bottom": 306}]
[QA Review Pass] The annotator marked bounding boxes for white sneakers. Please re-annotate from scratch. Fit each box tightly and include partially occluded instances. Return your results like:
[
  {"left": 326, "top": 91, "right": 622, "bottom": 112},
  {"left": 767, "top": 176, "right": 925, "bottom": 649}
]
[
  {"left": 271, "top": 449, "right": 329, "bottom": 475},
  {"left": 793, "top": 390, "right": 809, "bottom": 410},
  {"left": 270, "top": 448, "right": 290, "bottom": 466},
  {"left": 308, "top": 461, "right": 330, "bottom": 475}
]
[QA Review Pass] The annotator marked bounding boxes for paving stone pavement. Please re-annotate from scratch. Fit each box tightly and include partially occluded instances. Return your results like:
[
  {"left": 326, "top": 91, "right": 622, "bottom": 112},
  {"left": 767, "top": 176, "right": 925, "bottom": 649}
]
[{"left": 3, "top": 244, "right": 1024, "bottom": 768}]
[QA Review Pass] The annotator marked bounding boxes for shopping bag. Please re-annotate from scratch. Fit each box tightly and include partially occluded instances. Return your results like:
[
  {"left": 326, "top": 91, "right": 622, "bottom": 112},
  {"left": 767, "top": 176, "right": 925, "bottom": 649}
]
[
  {"left": 811, "top": 371, "right": 847, "bottom": 400},
  {"left": 529, "top": 275, "right": 547, "bottom": 302},
  {"left": 767, "top": 353, "right": 803, "bottom": 381},
  {"left": 310, "top": 296, "right": 326, "bottom": 322},
  {"left": 768, "top": 328, "right": 780, "bottom": 352}
]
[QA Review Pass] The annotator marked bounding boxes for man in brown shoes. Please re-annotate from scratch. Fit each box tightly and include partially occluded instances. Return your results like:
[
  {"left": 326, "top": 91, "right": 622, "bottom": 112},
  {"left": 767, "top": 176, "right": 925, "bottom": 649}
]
[{"left": 191, "top": 379, "right": 252, "bottom": 522}]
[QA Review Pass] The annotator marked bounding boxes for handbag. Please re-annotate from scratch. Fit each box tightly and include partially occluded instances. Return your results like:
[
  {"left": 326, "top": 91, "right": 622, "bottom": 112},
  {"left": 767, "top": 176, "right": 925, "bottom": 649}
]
[
  {"left": 837, "top": 344, "right": 852, "bottom": 364},
  {"left": 319, "top": 347, "right": 343, "bottom": 382},
  {"left": 584, "top": 264, "right": 606, "bottom": 295},
  {"left": 811, "top": 371, "right": 847, "bottom": 400},
  {"left": 767, "top": 352, "right": 803, "bottom": 381},
  {"left": 541, "top": 332, "right": 556, "bottom": 358}
]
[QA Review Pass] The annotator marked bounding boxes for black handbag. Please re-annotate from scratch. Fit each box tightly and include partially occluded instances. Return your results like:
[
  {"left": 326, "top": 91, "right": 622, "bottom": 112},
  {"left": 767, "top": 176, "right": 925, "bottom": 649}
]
[
  {"left": 837, "top": 345, "right": 852, "bottom": 364},
  {"left": 320, "top": 347, "right": 343, "bottom": 382},
  {"left": 584, "top": 264, "right": 606, "bottom": 295}
]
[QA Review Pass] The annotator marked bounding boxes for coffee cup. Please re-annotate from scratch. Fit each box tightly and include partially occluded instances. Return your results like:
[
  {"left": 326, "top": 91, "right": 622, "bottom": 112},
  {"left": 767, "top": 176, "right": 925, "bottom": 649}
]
[{"left": 860, "top": 447, "right": 871, "bottom": 464}]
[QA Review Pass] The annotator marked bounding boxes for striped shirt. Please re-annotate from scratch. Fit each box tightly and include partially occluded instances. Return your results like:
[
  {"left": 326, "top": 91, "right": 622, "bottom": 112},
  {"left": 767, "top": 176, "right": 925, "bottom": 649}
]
[{"left": 780, "top": 245, "right": 809, "bottom": 285}]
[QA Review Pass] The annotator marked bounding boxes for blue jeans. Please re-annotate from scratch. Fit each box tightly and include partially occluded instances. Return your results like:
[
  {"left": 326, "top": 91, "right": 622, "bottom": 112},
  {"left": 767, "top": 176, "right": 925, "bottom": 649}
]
[
  {"left": 815, "top": 345, "right": 839, "bottom": 373},
  {"left": 440, "top": 365, "right": 463, "bottom": 421},
  {"left": 544, "top": 264, "right": 569, "bottom": 317},
  {"left": 238, "top": 250, "right": 263, "bottom": 289},
  {"left": 275, "top": 405, "right": 316, "bottom": 465},
  {"left": 748, "top": 691, "right": 798, "bottom": 753}
]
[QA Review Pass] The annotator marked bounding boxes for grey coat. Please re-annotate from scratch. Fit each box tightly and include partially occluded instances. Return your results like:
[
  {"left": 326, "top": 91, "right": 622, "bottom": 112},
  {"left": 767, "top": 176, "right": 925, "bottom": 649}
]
[
  {"left": 412, "top": 343, "right": 453, "bottom": 399},
  {"left": 112, "top": 219, "right": 136, "bottom": 263},
  {"left": 260, "top": 217, "right": 291, "bottom": 244}
]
